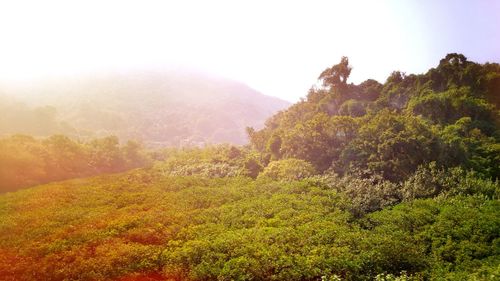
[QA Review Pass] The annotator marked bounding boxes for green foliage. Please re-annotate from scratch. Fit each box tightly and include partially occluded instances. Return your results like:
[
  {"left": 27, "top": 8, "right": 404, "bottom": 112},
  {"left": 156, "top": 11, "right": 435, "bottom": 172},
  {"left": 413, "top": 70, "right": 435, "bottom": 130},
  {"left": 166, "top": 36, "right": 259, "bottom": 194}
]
[
  {"left": 407, "top": 87, "right": 496, "bottom": 128},
  {"left": 249, "top": 54, "right": 500, "bottom": 182},
  {"left": 279, "top": 113, "right": 358, "bottom": 172},
  {"left": 154, "top": 145, "right": 264, "bottom": 179},
  {"left": 440, "top": 117, "right": 500, "bottom": 179},
  {"left": 266, "top": 134, "right": 283, "bottom": 159},
  {"left": 374, "top": 271, "right": 422, "bottom": 281},
  {"left": 0, "top": 134, "right": 152, "bottom": 192},
  {"left": 319, "top": 56, "right": 352, "bottom": 88},
  {"left": 339, "top": 99, "right": 367, "bottom": 117},
  {"left": 366, "top": 195, "right": 500, "bottom": 280},
  {"left": 0, "top": 168, "right": 498, "bottom": 280},
  {"left": 258, "top": 158, "right": 316, "bottom": 181},
  {"left": 357, "top": 79, "right": 383, "bottom": 101},
  {"left": 339, "top": 110, "right": 440, "bottom": 182},
  {"left": 316, "top": 164, "right": 499, "bottom": 218},
  {"left": 316, "top": 174, "right": 401, "bottom": 217},
  {"left": 401, "top": 163, "right": 500, "bottom": 201}
]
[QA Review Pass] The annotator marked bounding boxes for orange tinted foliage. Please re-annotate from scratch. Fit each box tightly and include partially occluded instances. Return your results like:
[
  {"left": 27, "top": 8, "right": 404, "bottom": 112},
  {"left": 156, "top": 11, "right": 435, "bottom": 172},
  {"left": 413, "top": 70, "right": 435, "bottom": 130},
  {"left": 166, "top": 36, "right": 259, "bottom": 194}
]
[{"left": 115, "top": 272, "right": 167, "bottom": 281}]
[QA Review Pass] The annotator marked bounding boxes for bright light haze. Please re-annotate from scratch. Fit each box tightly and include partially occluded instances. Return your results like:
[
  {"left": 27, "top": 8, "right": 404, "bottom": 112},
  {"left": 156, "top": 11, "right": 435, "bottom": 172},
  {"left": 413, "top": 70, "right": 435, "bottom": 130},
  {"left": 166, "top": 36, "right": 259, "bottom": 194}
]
[{"left": 0, "top": 0, "right": 499, "bottom": 102}]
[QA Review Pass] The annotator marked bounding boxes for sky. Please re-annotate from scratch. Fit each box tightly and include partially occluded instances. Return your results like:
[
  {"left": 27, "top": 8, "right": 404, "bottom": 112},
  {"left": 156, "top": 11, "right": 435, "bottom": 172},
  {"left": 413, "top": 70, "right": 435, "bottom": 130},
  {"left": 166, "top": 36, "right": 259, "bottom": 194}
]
[{"left": 0, "top": 0, "right": 499, "bottom": 102}]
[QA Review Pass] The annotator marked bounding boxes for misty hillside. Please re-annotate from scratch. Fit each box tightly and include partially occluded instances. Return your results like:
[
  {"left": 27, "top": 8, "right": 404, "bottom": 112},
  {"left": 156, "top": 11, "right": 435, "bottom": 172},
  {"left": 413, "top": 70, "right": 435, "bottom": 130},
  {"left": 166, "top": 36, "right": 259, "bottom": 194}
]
[{"left": 0, "top": 70, "right": 290, "bottom": 146}]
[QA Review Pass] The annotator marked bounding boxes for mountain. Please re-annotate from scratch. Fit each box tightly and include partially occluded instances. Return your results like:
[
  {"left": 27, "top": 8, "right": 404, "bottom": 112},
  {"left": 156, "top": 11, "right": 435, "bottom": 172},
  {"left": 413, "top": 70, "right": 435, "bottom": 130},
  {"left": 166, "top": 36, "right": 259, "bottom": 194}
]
[{"left": 0, "top": 69, "right": 290, "bottom": 146}]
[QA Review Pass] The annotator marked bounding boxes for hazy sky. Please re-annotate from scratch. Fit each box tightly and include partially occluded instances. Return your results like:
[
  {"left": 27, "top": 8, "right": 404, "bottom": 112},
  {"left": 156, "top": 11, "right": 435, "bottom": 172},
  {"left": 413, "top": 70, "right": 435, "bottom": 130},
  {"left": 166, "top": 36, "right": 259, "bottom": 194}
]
[{"left": 0, "top": 0, "right": 499, "bottom": 101}]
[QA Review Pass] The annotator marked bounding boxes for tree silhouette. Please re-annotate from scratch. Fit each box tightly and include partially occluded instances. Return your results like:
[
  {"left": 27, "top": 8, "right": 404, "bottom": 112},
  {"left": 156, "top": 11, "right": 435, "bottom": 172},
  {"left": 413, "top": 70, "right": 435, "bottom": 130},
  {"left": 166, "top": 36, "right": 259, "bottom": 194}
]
[{"left": 319, "top": 56, "right": 352, "bottom": 88}]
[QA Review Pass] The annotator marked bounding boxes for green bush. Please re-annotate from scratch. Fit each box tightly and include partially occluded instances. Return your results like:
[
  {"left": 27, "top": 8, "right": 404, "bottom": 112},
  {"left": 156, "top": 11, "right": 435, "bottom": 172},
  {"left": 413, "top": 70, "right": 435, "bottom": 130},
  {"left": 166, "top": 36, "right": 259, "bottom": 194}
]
[{"left": 258, "top": 158, "right": 317, "bottom": 181}]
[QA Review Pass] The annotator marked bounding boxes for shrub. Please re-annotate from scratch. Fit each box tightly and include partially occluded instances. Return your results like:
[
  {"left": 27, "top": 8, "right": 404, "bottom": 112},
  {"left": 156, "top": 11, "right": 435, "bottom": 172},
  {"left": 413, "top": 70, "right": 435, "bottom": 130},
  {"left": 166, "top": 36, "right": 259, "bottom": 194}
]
[{"left": 258, "top": 158, "right": 316, "bottom": 181}]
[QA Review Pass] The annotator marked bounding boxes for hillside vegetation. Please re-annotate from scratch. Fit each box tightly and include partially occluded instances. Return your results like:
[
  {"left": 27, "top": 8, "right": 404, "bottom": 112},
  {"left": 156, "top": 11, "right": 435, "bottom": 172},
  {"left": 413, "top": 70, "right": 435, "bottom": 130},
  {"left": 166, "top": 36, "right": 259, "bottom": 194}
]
[
  {"left": 0, "top": 167, "right": 498, "bottom": 280},
  {"left": 0, "top": 54, "right": 499, "bottom": 280},
  {"left": 0, "top": 70, "right": 289, "bottom": 146},
  {"left": 0, "top": 135, "right": 152, "bottom": 192},
  {"left": 248, "top": 53, "right": 499, "bottom": 181}
]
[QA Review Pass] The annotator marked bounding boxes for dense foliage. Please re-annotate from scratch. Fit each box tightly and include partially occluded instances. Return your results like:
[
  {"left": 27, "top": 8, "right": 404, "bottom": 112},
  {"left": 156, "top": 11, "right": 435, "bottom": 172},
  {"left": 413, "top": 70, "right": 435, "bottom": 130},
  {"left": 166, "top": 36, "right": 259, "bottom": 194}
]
[
  {"left": 0, "top": 168, "right": 497, "bottom": 280},
  {"left": 248, "top": 53, "right": 500, "bottom": 181},
  {"left": 0, "top": 135, "right": 151, "bottom": 192},
  {"left": 258, "top": 158, "right": 316, "bottom": 181}
]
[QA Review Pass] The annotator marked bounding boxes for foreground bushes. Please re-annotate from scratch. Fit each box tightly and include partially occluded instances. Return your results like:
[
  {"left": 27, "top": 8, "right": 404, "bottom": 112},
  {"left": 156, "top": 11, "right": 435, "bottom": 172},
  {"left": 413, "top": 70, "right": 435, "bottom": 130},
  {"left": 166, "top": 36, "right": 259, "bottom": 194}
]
[{"left": 0, "top": 168, "right": 498, "bottom": 280}]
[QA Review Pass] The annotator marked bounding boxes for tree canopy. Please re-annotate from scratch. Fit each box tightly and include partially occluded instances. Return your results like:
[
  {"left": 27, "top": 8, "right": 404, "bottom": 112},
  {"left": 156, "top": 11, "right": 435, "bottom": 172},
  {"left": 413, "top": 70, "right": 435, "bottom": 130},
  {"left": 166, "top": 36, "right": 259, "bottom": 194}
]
[{"left": 248, "top": 54, "right": 500, "bottom": 182}]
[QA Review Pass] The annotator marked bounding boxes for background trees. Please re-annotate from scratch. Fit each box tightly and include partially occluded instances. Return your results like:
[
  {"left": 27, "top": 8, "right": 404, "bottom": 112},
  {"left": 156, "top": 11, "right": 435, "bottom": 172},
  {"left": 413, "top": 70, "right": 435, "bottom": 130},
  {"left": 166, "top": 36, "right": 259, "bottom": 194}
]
[{"left": 0, "top": 135, "right": 152, "bottom": 192}]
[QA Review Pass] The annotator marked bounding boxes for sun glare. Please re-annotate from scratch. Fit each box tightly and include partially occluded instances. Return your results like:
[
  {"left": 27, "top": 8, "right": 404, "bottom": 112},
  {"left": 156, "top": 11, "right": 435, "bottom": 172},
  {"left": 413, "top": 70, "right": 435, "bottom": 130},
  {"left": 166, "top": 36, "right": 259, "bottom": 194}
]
[
  {"left": 0, "top": 0, "right": 499, "bottom": 100},
  {"left": 0, "top": 0, "right": 431, "bottom": 99}
]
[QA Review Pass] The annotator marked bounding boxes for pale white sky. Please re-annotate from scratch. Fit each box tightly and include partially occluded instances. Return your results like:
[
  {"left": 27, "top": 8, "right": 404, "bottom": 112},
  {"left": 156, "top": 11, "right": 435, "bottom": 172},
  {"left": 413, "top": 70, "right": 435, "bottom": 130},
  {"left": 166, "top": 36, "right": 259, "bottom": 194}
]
[{"left": 0, "top": 0, "right": 499, "bottom": 101}]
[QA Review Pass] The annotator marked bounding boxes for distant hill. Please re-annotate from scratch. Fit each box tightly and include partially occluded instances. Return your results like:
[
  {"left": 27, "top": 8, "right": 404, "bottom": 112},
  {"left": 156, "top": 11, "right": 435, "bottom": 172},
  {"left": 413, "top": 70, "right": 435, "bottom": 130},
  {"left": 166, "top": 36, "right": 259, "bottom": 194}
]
[{"left": 0, "top": 70, "right": 290, "bottom": 146}]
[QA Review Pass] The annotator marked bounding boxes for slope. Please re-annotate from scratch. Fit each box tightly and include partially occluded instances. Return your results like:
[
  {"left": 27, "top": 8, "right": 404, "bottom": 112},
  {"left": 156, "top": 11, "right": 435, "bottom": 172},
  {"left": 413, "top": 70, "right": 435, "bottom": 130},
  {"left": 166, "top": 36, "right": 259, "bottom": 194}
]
[
  {"left": 0, "top": 69, "right": 290, "bottom": 146},
  {"left": 0, "top": 167, "right": 498, "bottom": 280}
]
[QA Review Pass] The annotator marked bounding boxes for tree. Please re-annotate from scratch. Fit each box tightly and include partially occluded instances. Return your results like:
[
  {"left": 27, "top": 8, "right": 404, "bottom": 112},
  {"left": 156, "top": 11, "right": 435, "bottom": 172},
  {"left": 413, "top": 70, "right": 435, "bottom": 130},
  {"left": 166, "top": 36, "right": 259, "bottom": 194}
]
[
  {"left": 43, "top": 135, "right": 87, "bottom": 180},
  {"left": 280, "top": 113, "right": 358, "bottom": 172},
  {"left": 439, "top": 53, "right": 468, "bottom": 68},
  {"left": 358, "top": 79, "right": 383, "bottom": 101},
  {"left": 87, "top": 136, "right": 124, "bottom": 173},
  {"left": 319, "top": 56, "right": 352, "bottom": 88},
  {"left": 338, "top": 110, "right": 440, "bottom": 182},
  {"left": 266, "top": 134, "right": 282, "bottom": 160},
  {"left": 122, "top": 140, "right": 151, "bottom": 169}
]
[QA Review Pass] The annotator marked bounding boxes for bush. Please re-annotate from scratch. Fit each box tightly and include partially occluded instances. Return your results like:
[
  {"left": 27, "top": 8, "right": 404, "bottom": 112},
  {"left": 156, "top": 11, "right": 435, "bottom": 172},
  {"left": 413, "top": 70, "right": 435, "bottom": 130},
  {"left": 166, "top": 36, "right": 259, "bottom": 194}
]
[
  {"left": 315, "top": 174, "right": 401, "bottom": 217},
  {"left": 402, "top": 163, "right": 500, "bottom": 201},
  {"left": 258, "top": 158, "right": 316, "bottom": 181}
]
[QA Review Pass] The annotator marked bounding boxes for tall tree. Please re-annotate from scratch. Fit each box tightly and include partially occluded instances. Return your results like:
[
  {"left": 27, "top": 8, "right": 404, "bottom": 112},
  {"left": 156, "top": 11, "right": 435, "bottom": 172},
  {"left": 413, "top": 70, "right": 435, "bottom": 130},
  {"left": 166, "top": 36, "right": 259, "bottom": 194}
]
[{"left": 318, "top": 56, "right": 352, "bottom": 88}]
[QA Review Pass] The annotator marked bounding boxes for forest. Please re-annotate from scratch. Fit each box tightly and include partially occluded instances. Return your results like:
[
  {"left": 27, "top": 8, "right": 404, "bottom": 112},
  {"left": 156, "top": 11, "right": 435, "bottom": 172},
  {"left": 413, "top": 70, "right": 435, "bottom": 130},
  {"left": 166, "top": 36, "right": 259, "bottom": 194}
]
[
  {"left": 0, "top": 54, "right": 498, "bottom": 280},
  {"left": 0, "top": 71, "right": 289, "bottom": 146}
]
